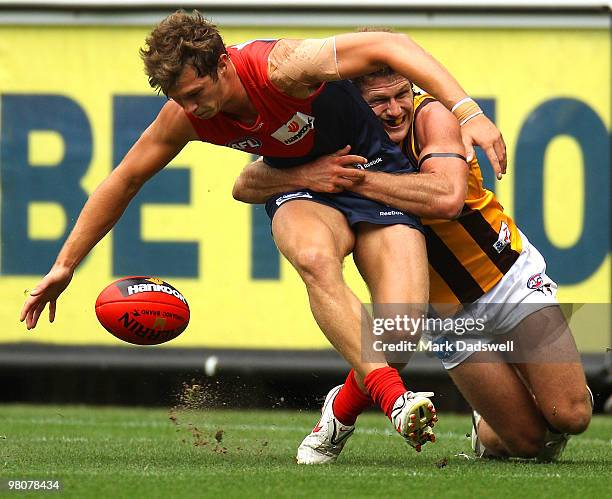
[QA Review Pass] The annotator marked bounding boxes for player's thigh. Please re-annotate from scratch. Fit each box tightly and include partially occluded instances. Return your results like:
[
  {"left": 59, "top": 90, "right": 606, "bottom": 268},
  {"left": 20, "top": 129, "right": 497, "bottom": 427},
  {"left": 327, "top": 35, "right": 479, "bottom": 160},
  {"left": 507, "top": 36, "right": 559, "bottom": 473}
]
[
  {"left": 271, "top": 200, "right": 355, "bottom": 270},
  {"left": 449, "top": 354, "right": 547, "bottom": 443},
  {"left": 353, "top": 224, "right": 427, "bottom": 368},
  {"left": 353, "top": 223, "right": 428, "bottom": 303},
  {"left": 509, "top": 307, "right": 591, "bottom": 434}
]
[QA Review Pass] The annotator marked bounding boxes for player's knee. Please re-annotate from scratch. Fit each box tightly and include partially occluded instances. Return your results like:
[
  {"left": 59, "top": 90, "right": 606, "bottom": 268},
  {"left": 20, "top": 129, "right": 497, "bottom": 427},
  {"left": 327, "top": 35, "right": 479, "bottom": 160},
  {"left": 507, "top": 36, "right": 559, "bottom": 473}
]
[
  {"left": 292, "top": 248, "right": 341, "bottom": 286},
  {"left": 548, "top": 398, "right": 592, "bottom": 435}
]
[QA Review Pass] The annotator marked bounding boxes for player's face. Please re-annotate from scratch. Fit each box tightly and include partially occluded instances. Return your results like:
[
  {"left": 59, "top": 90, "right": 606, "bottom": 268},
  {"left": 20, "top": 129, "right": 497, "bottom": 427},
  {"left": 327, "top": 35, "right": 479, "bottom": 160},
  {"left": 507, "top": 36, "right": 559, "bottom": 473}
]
[
  {"left": 361, "top": 75, "right": 414, "bottom": 145},
  {"left": 168, "top": 63, "right": 227, "bottom": 119}
]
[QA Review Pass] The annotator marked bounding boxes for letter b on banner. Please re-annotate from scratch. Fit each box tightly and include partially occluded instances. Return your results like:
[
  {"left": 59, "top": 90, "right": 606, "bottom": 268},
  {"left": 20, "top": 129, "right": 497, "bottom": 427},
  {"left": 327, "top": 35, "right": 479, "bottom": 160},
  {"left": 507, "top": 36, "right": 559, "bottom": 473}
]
[{"left": 1, "top": 94, "right": 91, "bottom": 274}]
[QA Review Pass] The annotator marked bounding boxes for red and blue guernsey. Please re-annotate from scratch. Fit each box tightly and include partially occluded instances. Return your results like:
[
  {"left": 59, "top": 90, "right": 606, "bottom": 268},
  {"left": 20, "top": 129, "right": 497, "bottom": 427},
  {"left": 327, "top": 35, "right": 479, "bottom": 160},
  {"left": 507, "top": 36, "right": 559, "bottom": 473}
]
[{"left": 186, "top": 39, "right": 422, "bottom": 230}]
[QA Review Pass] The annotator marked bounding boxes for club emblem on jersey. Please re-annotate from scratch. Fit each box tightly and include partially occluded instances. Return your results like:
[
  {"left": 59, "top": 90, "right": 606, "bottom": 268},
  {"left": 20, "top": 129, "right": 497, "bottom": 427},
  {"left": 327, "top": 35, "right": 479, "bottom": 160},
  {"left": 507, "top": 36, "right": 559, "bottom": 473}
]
[
  {"left": 493, "top": 221, "right": 511, "bottom": 253},
  {"left": 272, "top": 112, "right": 315, "bottom": 145},
  {"left": 527, "top": 272, "right": 557, "bottom": 296},
  {"left": 227, "top": 137, "right": 262, "bottom": 151},
  {"left": 527, "top": 272, "right": 555, "bottom": 295},
  {"left": 527, "top": 273, "right": 544, "bottom": 290}
]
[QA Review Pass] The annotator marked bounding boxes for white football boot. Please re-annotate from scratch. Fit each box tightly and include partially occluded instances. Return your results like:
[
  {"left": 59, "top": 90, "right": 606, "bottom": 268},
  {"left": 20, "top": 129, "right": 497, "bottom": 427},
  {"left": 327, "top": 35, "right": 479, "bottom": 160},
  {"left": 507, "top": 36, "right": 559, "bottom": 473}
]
[
  {"left": 390, "top": 391, "right": 437, "bottom": 452},
  {"left": 471, "top": 410, "right": 504, "bottom": 458},
  {"left": 536, "top": 431, "right": 571, "bottom": 462},
  {"left": 296, "top": 385, "right": 355, "bottom": 464},
  {"left": 471, "top": 410, "right": 488, "bottom": 458}
]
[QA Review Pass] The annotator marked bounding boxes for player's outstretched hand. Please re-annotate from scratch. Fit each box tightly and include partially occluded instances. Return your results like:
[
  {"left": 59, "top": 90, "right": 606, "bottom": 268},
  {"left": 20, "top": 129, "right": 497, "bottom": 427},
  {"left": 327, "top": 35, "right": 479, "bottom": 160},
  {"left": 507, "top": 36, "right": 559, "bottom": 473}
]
[
  {"left": 460, "top": 114, "right": 507, "bottom": 180},
  {"left": 302, "top": 145, "right": 367, "bottom": 193},
  {"left": 19, "top": 266, "right": 73, "bottom": 330}
]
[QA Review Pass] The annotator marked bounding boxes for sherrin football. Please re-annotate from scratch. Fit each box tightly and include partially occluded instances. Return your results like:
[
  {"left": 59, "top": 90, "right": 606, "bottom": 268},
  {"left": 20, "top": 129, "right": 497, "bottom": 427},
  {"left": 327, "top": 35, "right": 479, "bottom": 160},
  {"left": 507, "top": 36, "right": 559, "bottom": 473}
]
[{"left": 95, "top": 276, "right": 190, "bottom": 345}]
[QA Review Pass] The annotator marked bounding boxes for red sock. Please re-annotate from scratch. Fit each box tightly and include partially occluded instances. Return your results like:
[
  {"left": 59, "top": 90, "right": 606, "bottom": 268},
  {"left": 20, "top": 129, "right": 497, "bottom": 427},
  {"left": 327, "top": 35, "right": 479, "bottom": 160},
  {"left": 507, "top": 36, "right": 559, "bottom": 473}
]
[
  {"left": 364, "top": 366, "right": 407, "bottom": 420},
  {"left": 332, "top": 370, "right": 373, "bottom": 426}
]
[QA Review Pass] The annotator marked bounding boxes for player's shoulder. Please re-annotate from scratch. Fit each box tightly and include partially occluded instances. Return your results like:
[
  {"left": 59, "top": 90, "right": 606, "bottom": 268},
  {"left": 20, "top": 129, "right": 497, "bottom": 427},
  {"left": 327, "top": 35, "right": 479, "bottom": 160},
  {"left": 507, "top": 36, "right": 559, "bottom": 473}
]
[
  {"left": 230, "top": 38, "right": 279, "bottom": 58},
  {"left": 413, "top": 91, "right": 463, "bottom": 148},
  {"left": 414, "top": 92, "right": 456, "bottom": 128},
  {"left": 156, "top": 99, "right": 189, "bottom": 125},
  {"left": 231, "top": 38, "right": 278, "bottom": 50},
  {"left": 152, "top": 100, "right": 198, "bottom": 142}
]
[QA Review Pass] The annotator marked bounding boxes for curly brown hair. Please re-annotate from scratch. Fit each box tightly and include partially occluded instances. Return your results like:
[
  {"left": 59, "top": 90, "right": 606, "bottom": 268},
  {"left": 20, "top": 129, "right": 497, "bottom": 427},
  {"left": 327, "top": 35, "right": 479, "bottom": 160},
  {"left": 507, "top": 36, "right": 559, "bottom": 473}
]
[{"left": 140, "top": 10, "right": 227, "bottom": 95}]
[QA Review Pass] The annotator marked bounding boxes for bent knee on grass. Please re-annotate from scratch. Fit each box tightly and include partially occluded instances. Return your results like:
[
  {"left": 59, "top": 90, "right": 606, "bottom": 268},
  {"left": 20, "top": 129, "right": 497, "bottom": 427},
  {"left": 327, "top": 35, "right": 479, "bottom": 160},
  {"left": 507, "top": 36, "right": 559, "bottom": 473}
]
[
  {"left": 539, "top": 396, "right": 593, "bottom": 435},
  {"left": 515, "top": 362, "right": 591, "bottom": 435}
]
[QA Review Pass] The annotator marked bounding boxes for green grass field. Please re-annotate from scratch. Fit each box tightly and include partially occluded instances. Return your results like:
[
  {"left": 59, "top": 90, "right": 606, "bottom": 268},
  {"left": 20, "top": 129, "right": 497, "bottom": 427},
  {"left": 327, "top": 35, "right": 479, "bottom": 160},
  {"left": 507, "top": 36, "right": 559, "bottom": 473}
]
[{"left": 0, "top": 404, "right": 610, "bottom": 498}]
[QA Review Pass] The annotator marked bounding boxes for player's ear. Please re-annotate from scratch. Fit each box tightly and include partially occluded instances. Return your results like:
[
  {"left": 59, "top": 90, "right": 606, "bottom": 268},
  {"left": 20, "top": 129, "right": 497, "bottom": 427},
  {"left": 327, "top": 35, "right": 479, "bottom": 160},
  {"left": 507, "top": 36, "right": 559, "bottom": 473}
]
[{"left": 217, "top": 53, "right": 229, "bottom": 77}]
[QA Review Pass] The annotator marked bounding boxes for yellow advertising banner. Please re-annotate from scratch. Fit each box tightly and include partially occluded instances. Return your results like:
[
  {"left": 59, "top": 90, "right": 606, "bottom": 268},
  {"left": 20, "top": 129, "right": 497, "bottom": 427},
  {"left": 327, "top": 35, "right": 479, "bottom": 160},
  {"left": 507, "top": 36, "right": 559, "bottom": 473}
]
[{"left": 0, "top": 25, "right": 609, "bottom": 351}]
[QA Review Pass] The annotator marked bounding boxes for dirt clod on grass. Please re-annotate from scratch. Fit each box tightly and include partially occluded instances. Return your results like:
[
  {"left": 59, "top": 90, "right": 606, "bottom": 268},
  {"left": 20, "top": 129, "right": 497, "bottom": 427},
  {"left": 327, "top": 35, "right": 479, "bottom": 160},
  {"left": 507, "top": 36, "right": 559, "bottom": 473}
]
[
  {"left": 168, "top": 379, "right": 232, "bottom": 454},
  {"left": 215, "top": 430, "right": 224, "bottom": 443}
]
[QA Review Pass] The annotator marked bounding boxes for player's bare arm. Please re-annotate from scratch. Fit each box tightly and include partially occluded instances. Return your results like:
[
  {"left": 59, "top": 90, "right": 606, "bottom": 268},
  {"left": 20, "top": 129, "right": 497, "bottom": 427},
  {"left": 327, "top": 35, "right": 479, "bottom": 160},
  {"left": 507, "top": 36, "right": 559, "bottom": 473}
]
[
  {"left": 351, "top": 102, "right": 469, "bottom": 219},
  {"left": 232, "top": 146, "right": 367, "bottom": 204},
  {"left": 268, "top": 32, "right": 506, "bottom": 174},
  {"left": 19, "top": 101, "right": 195, "bottom": 330}
]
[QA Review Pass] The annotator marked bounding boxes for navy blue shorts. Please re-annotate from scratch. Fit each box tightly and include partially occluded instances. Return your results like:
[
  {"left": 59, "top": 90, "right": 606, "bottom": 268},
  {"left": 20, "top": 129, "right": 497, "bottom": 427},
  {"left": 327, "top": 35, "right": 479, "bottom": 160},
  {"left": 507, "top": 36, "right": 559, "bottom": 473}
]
[{"left": 264, "top": 190, "right": 423, "bottom": 233}]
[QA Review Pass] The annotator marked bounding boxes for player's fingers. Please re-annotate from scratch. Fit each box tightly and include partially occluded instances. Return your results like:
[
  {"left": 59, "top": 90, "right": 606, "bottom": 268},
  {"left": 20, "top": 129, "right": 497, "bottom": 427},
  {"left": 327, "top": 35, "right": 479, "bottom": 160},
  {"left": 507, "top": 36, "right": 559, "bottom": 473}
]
[
  {"left": 336, "top": 167, "right": 365, "bottom": 179},
  {"left": 332, "top": 145, "right": 351, "bottom": 156},
  {"left": 461, "top": 135, "right": 475, "bottom": 163},
  {"left": 25, "top": 306, "right": 35, "bottom": 329},
  {"left": 337, "top": 154, "right": 367, "bottom": 166},
  {"left": 49, "top": 300, "right": 57, "bottom": 323},
  {"left": 20, "top": 294, "right": 39, "bottom": 322},
  {"left": 26, "top": 301, "right": 44, "bottom": 329},
  {"left": 19, "top": 302, "right": 30, "bottom": 322},
  {"left": 485, "top": 146, "right": 502, "bottom": 180},
  {"left": 25, "top": 308, "right": 36, "bottom": 329},
  {"left": 30, "top": 303, "right": 46, "bottom": 330},
  {"left": 495, "top": 135, "right": 507, "bottom": 173}
]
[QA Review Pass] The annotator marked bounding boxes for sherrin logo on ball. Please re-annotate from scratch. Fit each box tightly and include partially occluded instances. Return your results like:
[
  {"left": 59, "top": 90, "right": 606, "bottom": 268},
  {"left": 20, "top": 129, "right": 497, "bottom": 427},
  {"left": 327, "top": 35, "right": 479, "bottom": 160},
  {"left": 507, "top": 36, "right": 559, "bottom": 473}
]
[{"left": 95, "top": 276, "right": 190, "bottom": 345}]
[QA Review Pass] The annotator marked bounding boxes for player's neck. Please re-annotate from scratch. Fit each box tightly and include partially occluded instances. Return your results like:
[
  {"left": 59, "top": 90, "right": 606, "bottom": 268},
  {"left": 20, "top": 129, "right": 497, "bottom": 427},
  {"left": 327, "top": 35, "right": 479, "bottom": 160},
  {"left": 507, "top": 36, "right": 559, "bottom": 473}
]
[{"left": 221, "top": 61, "right": 258, "bottom": 126}]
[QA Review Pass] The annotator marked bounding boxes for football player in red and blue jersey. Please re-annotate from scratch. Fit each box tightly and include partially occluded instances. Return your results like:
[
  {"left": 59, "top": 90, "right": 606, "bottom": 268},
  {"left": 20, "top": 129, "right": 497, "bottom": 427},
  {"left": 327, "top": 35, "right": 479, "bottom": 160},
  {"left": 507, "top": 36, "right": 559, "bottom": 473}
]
[{"left": 21, "top": 11, "right": 508, "bottom": 454}]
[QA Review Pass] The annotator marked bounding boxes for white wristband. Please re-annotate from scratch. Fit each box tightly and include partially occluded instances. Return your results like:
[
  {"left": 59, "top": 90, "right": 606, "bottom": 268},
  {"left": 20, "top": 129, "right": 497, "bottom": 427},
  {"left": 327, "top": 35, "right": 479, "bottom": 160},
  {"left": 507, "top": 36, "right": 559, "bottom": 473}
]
[
  {"left": 451, "top": 97, "right": 474, "bottom": 113},
  {"left": 460, "top": 110, "right": 484, "bottom": 126}
]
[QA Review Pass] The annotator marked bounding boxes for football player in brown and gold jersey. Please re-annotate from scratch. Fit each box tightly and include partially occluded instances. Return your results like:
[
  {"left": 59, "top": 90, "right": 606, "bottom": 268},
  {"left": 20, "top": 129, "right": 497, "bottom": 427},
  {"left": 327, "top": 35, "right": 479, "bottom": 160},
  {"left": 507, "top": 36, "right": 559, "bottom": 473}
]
[{"left": 233, "top": 67, "right": 591, "bottom": 463}]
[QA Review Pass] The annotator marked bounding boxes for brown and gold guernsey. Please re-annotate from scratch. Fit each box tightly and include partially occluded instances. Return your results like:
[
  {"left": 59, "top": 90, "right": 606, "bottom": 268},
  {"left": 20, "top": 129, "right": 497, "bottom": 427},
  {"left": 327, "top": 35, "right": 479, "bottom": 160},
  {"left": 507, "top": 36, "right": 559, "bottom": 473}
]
[{"left": 404, "top": 93, "right": 522, "bottom": 305}]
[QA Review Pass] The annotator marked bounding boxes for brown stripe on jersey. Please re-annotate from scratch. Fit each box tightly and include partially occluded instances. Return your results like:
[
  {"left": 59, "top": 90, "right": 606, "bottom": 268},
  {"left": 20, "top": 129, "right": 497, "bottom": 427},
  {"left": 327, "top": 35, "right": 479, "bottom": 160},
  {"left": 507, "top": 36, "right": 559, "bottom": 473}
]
[
  {"left": 457, "top": 206, "right": 520, "bottom": 274},
  {"left": 424, "top": 226, "right": 486, "bottom": 303},
  {"left": 428, "top": 266, "right": 460, "bottom": 305},
  {"left": 428, "top": 219, "right": 504, "bottom": 292}
]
